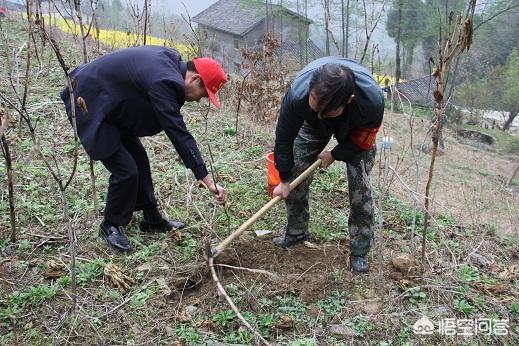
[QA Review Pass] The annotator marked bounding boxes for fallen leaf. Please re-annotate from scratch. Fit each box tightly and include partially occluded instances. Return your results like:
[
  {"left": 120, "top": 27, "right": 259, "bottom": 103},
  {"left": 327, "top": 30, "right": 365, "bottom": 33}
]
[
  {"left": 43, "top": 260, "right": 67, "bottom": 279},
  {"left": 498, "top": 265, "right": 519, "bottom": 280},
  {"left": 276, "top": 315, "right": 294, "bottom": 329},
  {"left": 104, "top": 264, "right": 134, "bottom": 291},
  {"left": 474, "top": 282, "right": 507, "bottom": 295}
]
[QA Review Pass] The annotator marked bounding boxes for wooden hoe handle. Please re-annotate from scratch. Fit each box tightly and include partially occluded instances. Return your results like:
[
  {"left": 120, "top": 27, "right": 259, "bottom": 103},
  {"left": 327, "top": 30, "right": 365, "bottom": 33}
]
[{"left": 211, "top": 159, "right": 322, "bottom": 258}]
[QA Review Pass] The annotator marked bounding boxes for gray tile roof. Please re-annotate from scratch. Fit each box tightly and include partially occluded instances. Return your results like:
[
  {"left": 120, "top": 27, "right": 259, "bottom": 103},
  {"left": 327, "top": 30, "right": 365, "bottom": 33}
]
[
  {"left": 390, "top": 76, "right": 436, "bottom": 106},
  {"left": 192, "top": 0, "right": 312, "bottom": 36},
  {"left": 280, "top": 39, "right": 324, "bottom": 62}
]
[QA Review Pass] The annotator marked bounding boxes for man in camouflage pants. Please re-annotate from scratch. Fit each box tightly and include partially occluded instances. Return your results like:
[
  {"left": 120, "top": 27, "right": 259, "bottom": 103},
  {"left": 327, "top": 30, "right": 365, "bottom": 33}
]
[{"left": 272, "top": 57, "right": 383, "bottom": 273}]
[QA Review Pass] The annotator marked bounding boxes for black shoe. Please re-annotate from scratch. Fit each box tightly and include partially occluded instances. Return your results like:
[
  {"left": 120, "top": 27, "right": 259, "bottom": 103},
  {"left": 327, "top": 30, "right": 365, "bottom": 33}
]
[
  {"left": 139, "top": 218, "right": 186, "bottom": 233},
  {"left": 99, "top": 223, "right": 132, "bottom": 252},
  {"left": 272, "top": 232, "right": 309, "bottom": 248},
  {"left": 350, "top": 255, "right": 369, "bottom": 274}
]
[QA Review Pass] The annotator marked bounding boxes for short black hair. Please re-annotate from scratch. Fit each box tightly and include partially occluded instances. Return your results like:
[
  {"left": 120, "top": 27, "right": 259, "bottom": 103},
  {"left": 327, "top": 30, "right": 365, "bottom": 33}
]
[
  {"left": 187, "top": 60, "right": 198, "bottom": 72},
  {"left": 308, "top": 63, "right": 355, "bottom": 116}
]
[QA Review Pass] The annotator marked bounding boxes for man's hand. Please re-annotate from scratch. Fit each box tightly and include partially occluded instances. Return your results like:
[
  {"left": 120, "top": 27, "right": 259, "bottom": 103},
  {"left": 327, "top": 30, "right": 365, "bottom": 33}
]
[
  {"left": 318, "top": 150, "right": 335, "bottom": 169},
  {"left": 273, "top": 181, "right": 290, "bottom": 199},
  {"left": 201, "top": 175, "right": 228, "bottom": 205}
]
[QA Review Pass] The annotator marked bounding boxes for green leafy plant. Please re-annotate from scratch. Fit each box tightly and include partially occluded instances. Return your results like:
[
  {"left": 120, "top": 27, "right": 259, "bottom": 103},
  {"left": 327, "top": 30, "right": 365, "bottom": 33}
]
[
  {"left": 458, "top": 265, "right": 480, "bottom": 283},
  {"left": 345, "top": 315, "right": 372, "bottom": 337},
  {"left": 175, "top": 323, "right": 201, "bottom": 344},
  {"left": 509, "top": 302, "right": 519, "bottom": 317},
  {"left": 179, "top": 238, "right": 197, "bottom": 260},
  {"left": 225, "top": 330, "right": 253, "bottom": 344},
  {"left": 406, "top": 287, "right": 427, "bottom": 305},
  {"left": 275, "top": 295, "right": 307, "bottom": 320},
  {"left": 130, "top": 286, "right": 159, "bottom": 308},
  {"left": 316, "top": 291, "right": 345, "bottom": 316},
  {"left": 223, "top": 126, "right": 237, "bottom": 136},
  {"left": 258, "top": 313, "right": 275, "bottom": 337},
  {"left": 212, "top": 309, "right": 236, "bottom": 328},
  {"left": 225, "top": 283, "right": 239, "bottom": 297},
  {"left": 17, "top": 239, "right": 31, "bottom": 252},
  {"left": 77, "top": 259, "right": 106, "bottom": 286},
  {"left": 131, "top": 242, "right": 162, "bottom": 261},
  {"left": 10, "top": 284, "right": 58, "bottom": 308},
  {"left": 454, "top": 298, "right": 476, "bottom": 315}
]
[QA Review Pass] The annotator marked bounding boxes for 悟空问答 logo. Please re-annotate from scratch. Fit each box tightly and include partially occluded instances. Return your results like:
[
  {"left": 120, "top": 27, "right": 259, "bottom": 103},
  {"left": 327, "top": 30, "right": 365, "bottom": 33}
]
[{"left": 413, "top": 316, "right": 435, "bottom": 335}]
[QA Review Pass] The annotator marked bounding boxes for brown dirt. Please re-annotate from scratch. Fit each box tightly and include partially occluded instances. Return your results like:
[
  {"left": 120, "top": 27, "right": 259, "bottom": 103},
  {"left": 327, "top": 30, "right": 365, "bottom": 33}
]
[
  {"left": 172, "top": 239, "right": 354, "bottom": 305},
  {"left": 378, "top": 111, "right": 518, "bottom": 237}
]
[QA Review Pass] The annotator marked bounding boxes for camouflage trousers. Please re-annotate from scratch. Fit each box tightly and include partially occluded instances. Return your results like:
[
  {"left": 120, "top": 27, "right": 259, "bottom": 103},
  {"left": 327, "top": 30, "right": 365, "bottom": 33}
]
[{"left": 285, "top": 123, "right": 376, "bottom": 256}]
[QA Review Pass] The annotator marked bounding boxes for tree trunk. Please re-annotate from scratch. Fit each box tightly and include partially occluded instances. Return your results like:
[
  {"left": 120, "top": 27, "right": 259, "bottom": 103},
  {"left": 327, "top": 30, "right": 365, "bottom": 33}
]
[
  {"left": 1, "top": 135, "right": 16, "bottom": 242},
  {"left": 341, "top": 0, "right": 345, "bottom": 56},
  {"left": 502, "top": 110, "right": 518, "bottom": 131},
  {"left": 345, "top": 0, "right": 350, "bottom": 57},
  {"left": 324, "top": 0, "right": 330, "bottom": 55},
  {"left": 395, "top": 0, "right": 402, "bottom": 84}
]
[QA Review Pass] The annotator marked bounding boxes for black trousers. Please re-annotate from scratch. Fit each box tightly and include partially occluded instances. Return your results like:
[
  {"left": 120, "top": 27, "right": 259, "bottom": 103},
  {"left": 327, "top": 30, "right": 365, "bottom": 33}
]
[{"left": 100, "top": 136, "right": 156, "bottom": 226}]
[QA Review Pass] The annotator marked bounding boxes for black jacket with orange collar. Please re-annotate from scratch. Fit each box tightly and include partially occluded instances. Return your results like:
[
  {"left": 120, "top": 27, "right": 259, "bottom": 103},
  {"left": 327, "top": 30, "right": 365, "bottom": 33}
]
[{"left": 274, "top": 57, "right": 384, "bottom": 182}]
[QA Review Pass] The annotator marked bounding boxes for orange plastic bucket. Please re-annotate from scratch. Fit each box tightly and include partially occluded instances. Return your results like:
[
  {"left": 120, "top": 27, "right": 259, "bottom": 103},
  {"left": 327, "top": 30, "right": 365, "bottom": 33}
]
[{"left": 265, "top": 152, "right": 280, "bottom": 198}]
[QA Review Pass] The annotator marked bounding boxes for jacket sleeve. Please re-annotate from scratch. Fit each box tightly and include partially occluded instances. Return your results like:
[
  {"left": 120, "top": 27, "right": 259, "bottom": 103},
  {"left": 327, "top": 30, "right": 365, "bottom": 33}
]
[
  {"left": 147, "top": 79, "right": 208, "bottom": 180},
  {"left": 274, "top": 89, "right": 304, "bottom": 182}
]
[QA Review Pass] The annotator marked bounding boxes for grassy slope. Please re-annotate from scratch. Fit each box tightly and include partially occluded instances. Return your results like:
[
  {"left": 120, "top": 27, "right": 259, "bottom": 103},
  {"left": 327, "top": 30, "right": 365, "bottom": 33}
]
[{"left": 1, "top": 17, "right": 518, "bottom": 345}]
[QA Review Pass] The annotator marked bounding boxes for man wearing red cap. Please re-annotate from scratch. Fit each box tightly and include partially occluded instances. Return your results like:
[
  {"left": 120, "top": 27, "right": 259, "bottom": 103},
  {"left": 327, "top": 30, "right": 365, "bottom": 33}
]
[{"left": 60, "top": 46, "right": 228, "bottom": 252}]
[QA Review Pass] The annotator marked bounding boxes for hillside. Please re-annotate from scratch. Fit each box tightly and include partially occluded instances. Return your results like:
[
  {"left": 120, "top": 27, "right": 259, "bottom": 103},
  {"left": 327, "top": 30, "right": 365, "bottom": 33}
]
[{"left": 1, "top": 15, "right": 518, "bottom": 346}]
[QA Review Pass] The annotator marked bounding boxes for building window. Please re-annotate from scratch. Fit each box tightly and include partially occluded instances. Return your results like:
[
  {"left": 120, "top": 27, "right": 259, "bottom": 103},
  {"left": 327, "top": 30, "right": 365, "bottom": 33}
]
[
  {"left": 234, "top": 38, "right": 239, "bottom": 50},
  {"left": 234, "top": 63, "right": 241, "bottom": 73},
  {"left": 203, "top": 30, "right": 208, "bottom": 39}
]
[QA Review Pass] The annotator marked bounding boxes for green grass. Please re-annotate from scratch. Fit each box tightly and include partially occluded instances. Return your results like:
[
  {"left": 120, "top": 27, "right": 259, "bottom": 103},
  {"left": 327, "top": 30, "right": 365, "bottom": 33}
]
[{"left": 462, "top": 125, "right": 519, "bottom": 155}]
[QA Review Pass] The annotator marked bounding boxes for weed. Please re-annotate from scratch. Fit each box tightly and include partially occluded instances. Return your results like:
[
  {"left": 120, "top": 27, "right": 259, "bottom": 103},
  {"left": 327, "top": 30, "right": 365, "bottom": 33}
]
[
  {"left": 435, "top": 214, "right": 457, "bottom": 229},
  {"left": 77, "top": 259, "right": 106, "bottom": 286},
  {"left": 100, "top": 289, "right": 121, "bottom": 301},
  {"left": 56, "top": 275, "right": 71, "bottom": 287},
  {"left": 259, "top": 297, "right": 273, "bottom": 307},
  {"left": 0, "top": 305, "right": 21, "bottom": 328},
  {"left": 444, "top": 239, "right": 463, "bottom": 255},
  {"left": 17, "top": 239, "right": 31, "bottom": 252},
  {"left": 225, "top": 283, "right": 239, "bottom": 297},
  {"left": 212, "top": 309, "right": 236, "bottom": 328},
  {"left": 275, "top": 295, "right": 307, "bottom": 320},
  {"left": 225, "top": 330, "right": 254, "bottom": 344},
  {"left": 454, "top": 298, "right": 476, "bottom": 316},
  {"left": 179, "top": 237, "right": 197, "bottom": 260},
  {"left": 131, "top": 242, "right": 162, "bottom": 262},
  {"left": 344, "top": 315, "right": 372, "bottom": 337},
  {"left": 406, "top": 287, "right": 427, "bottom": 305},
  {"left": 510, "top": 302, "right": 519, "bottom": 317},
  {"left": 130, "top": 286, "right": 159, "bottom": 308},
  {"left": 396, "top": 327, "right": 411, "bottom": 345},
  {"left": 258, "top": 313, "right": 275, "bottom": 337},
  {"left": 223, "top": 126, "right": 237, "bottom": 136},
  {"left": 458, "top": 265, "right": 480, "bottom": 283},
  {"left": 175, "top": 323, "right": 201, "bottom": 344},
  {"left": 316, "top": 291, "right": 345, "bottom": 316},
  {"left": 10, "top": 284, "right": 58, "bottom": 308},
  {"left": 471, "top": 294, "right": 487, "bottom": 310}
]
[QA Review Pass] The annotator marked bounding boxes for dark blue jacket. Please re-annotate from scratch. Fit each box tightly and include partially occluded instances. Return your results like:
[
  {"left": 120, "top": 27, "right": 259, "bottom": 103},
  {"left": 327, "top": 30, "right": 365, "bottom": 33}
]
[
  {"left": 60, "top": 46, "right": 208, "bottom": 180},
  {"left": 274, "top": 57, "right": 384, "bottom": 181}
]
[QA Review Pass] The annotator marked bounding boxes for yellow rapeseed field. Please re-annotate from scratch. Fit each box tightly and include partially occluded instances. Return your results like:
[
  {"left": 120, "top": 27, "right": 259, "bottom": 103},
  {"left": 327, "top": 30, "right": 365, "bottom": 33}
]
[
  {"left": 373, "top": 73, "right": 403, "bottom": 87},
  {"left": 48, "top": 16, "right": 191, "bottom": 57}
]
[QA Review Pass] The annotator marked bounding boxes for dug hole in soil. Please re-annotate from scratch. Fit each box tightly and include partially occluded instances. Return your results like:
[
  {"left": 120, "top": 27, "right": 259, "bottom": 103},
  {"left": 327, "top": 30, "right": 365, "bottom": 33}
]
[{"left": 172, "top": 239, "right": 353, "bottom": 305}]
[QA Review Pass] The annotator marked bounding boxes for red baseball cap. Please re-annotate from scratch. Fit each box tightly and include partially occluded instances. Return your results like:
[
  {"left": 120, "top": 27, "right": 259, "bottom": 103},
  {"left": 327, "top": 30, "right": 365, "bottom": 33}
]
[{"left": 193, "top": 57, "right": 227, "bottom": 109}]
